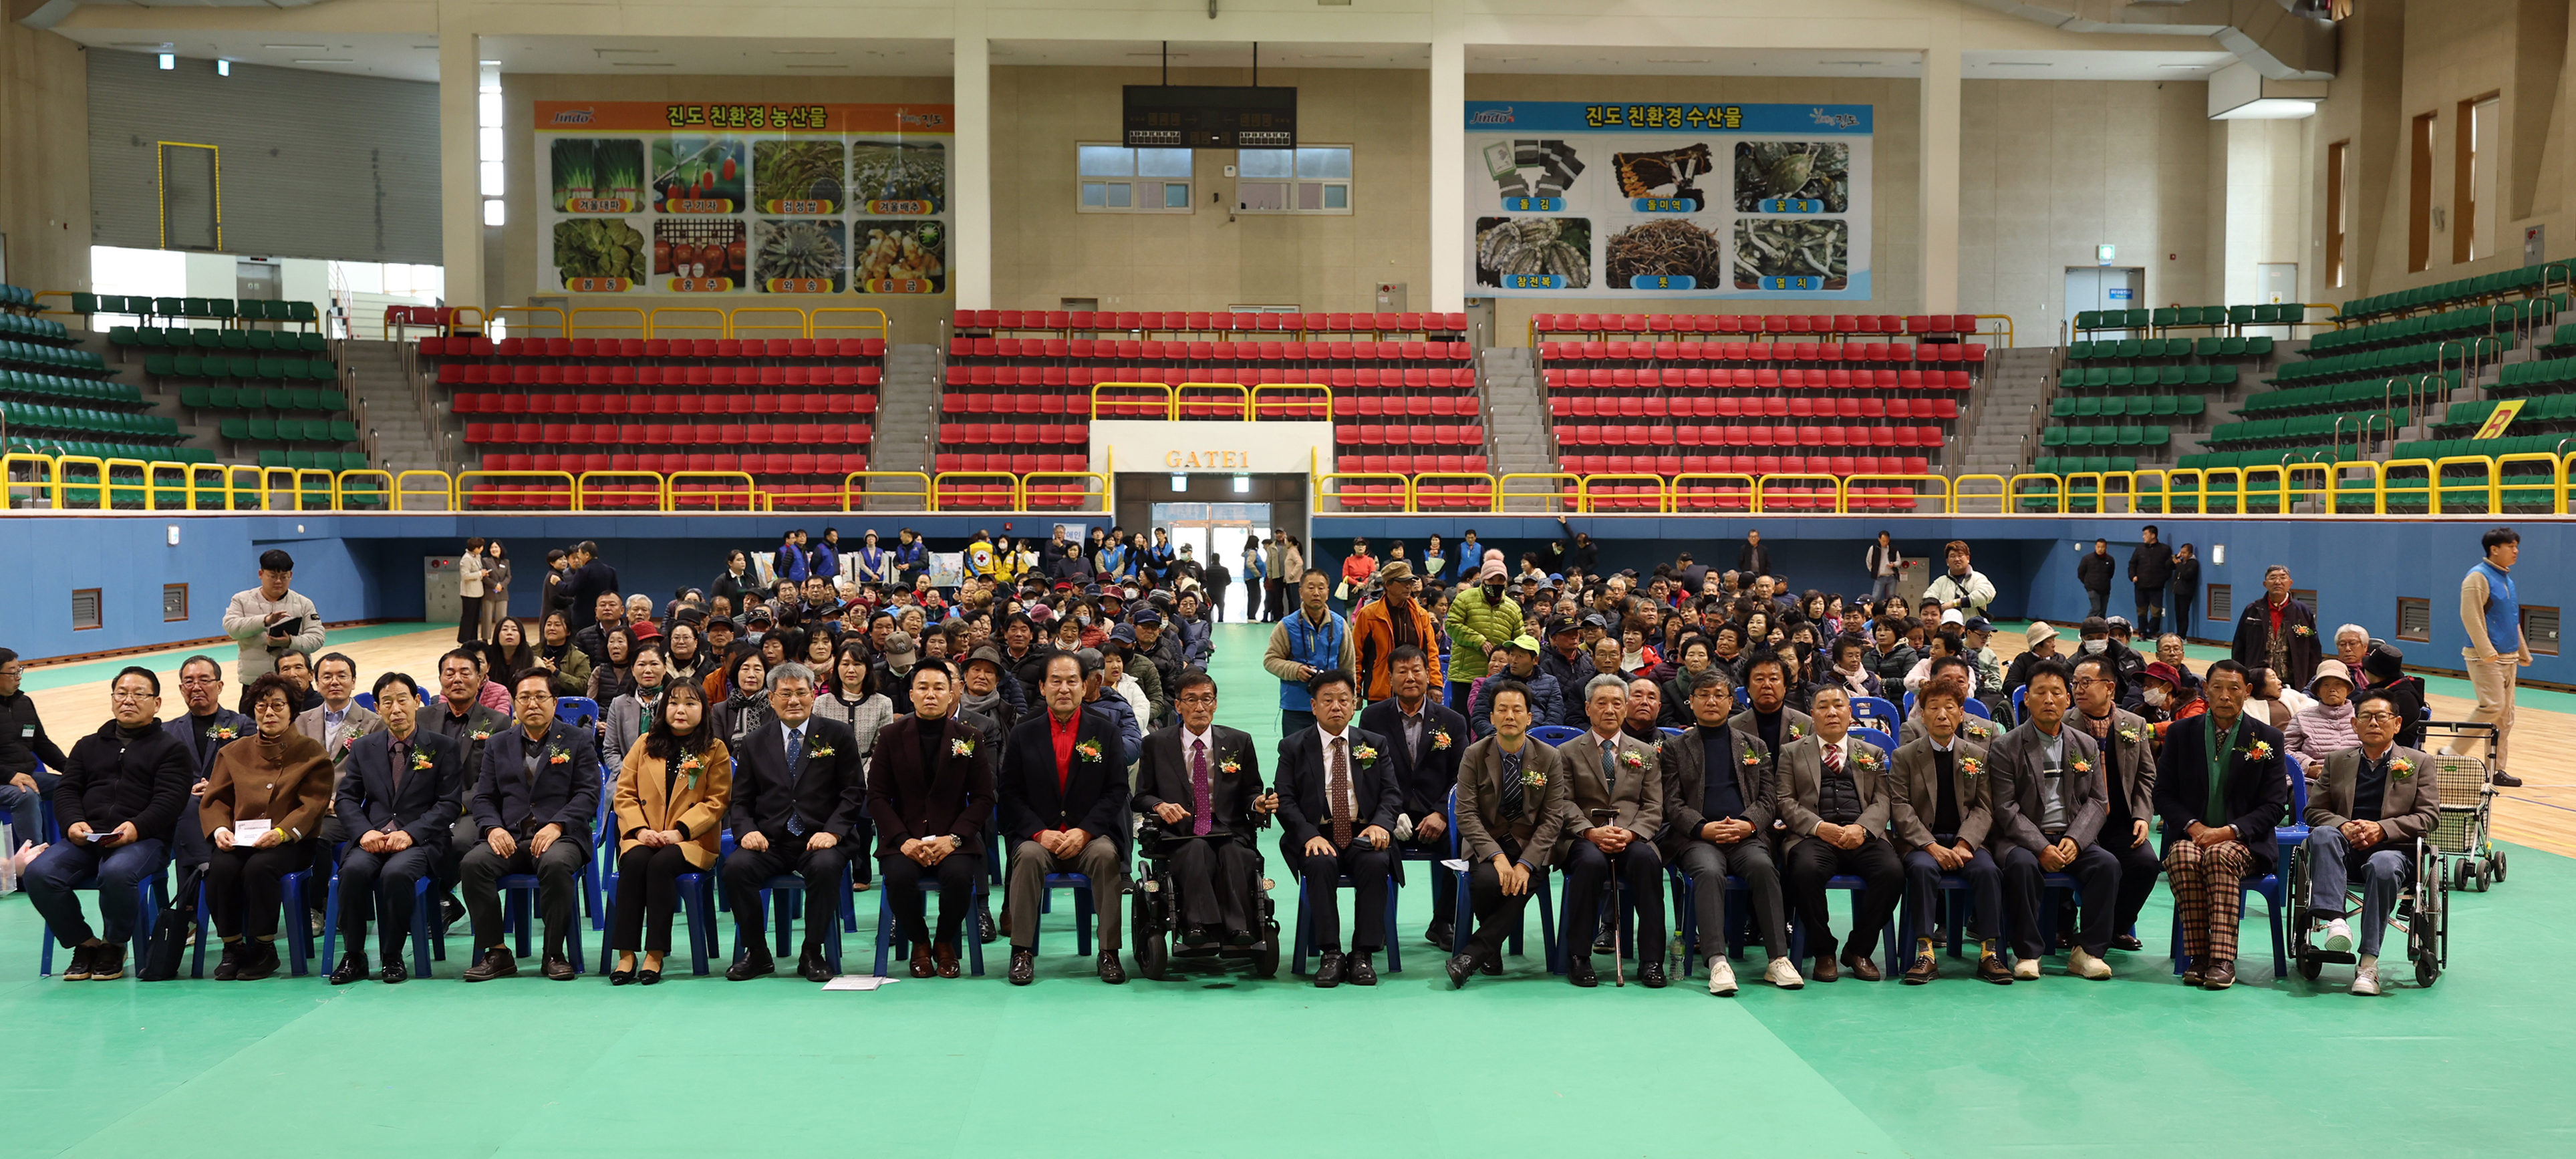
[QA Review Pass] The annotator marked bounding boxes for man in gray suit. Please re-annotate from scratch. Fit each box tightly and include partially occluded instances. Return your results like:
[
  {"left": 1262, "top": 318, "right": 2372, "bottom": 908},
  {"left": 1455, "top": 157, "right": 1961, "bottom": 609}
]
[
  {"left": 1660, "top": 676, "right": 1797, "bottom": 995},
  {"left": 1987, "top": 658, "right": 2117, "bottom": 981},
  {"left": 1445, "top": 679, "right": 1567, "bottom": 987},
  {"left": 1889, "top": 683, "right": 2009, "bottom": 984},
  {"left": 294, "top": 651, "right": 381, "bottom": 846},
  {"left": 2070, "top": 653, "right": 2159, "bottom": 951},
  {"left": 1552, "top": 674, "right": 1667, "bottom": 988},
  {"left": 2303, "top": 687, "right": 2442, "bottom": 996},
  {"left": 1775, "top": 684, "right": 1900, "bottom": 981}
]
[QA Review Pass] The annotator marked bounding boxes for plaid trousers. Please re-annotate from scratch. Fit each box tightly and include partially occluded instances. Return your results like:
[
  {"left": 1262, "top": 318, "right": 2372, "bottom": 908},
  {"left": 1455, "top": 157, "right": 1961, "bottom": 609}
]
[{"left": 2163, "top": 839, "right": 2253, "bottom": 964}]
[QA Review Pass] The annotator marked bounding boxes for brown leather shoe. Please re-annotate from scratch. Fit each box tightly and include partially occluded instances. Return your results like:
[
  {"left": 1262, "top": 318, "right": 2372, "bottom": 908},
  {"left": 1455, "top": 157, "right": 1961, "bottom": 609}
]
[
  {"left": 908, "top": 945, "right": 936, "bottom": 979},
  {"left": 2200, "top": 959, "right": 2237, "bottom": 989},
  {"left": 1975, "top": 951, "right": 2015, "bottom": 985},
  {"left": 932, "top": 941, "right": 962, "bottom": 979},
  {"left": 1810, "top": 953, "right": 1840, "bottom": 983},
  {"left": 1841, "top": 952, "right": 1883, "bottom": 983},
  {"left": 1901, "top": 948, "right": 1937, "bottom": 985},
  {"left": 2180, "top": 967, "right": 2204, "bottom": 987}
]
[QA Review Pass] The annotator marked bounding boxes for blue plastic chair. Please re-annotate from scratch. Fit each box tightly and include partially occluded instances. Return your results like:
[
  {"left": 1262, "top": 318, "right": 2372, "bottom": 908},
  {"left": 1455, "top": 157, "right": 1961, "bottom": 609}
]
[
  {"left": 1443, "top": 787, "right": 1556, "bottom": 965},
  {"left": 1853, "top": 696, "right": 1900, "bottom": 731},
  {"left": 1658, "top": 726, "right": 1683, "bottom": 738},
  {"left": 591, "top": 861, "right": 717, "bottom": 975},
  {"left": 1733, "top": 687, "right": 1751, "bottom": 707},
  {"left": 2011, "top": 684, "right": 2028, "bottom": 719},
  {"left": 1528, "top": 725, "right": 1586, "bottom": 747},
  {"left": 1, "top": 757, "right": 57, "bottom": 852},
  {"left": 555, "top": 697, "right": 601, "bottom": 729},
  {"left": 36, "top": 868, "right": 168, "bottom": 977},
  {"left": 722, "top": 827, "right": 861, "bottom": 973},
  {"left": 319, "top": 861, "right": 440, "bottom": 978},
  {"left": 190, "top": 866, "right": 316, "bottom": 977},
  {"left": 1024, "top": 870, "right": 1098, "bottom": 958},
  {"left": 1962, "top": 697, "right": 1994, "bottom": 720},
  {"left": 1850, "top": 726, "right": 1896, "bottom": 755},
  {"left": 871, "top": 872, "right": 990, "bottom": 977},
  {"left": 1667, "top": 867, "right": 1750, "bottom": 979},
  {"left": 353, "top": 693, "right": 376, "bottom": 711},
  {"left": 2167, "top": 765, "right": 2300, "bottom": 980},
  {"left": 1290, "top": 859, "right": 1403, "bottom": 975}
]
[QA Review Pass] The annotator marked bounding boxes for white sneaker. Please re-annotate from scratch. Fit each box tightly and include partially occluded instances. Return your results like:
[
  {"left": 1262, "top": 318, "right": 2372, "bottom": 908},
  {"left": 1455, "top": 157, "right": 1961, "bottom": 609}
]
[
  {"left": 2069, "top": 947, "right": 2112, "bottom": 980},
  {"left": 1765, "top": 957, "right": 1804, "bottom": 989},
  {"left": 1707, "top": 959, "right": 1739, "bottom": 997},
  {"left": 2320, "top": 919, "right": 2353, "bottom": 953},
  {"left": 2351, "top": 959, "right": 2381, "bottom": 997},
  {"left": 2012, "top": 958, "right": 2041, "bottom": 981}
]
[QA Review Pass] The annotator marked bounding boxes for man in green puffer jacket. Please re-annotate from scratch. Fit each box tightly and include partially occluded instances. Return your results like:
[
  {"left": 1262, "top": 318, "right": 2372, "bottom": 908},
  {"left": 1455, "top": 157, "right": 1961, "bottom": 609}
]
[{"left": 1443, "top": 552, "right": 1524, "bottom": 713}]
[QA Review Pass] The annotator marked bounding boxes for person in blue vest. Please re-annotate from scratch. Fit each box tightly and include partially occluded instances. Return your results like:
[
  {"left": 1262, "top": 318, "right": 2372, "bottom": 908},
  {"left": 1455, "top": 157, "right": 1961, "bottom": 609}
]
[
  {"left": 893, "top": 528, "right": 929, "bottom": 588},
  {"left": 776, "top": 530, "right": 810, "bottom": 585},
  {"left": 2453, "top": 527, "right": 2529, "bottom": 788},
  {"left": 811, "top": 527, "right": 842, "bottom": 583},
  {"left": 1262, "top": 571, "right": 1356, "bottom": 738}
]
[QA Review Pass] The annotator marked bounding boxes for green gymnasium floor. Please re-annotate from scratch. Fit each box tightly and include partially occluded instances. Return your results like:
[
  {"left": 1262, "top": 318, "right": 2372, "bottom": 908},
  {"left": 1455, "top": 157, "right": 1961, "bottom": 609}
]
[{"left": 3, "top": 622, "right": 2570, "bottom": 1158}]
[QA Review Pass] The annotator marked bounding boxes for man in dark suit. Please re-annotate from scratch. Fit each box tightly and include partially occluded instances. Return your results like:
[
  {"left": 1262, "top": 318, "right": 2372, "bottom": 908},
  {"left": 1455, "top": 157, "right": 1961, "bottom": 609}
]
[
  {"left": 162, "top": 655, "right": 250, "bottom": 873},
  {"left": 1000, "top": 651, "right": 1131, "bottom": 985},
  {"left": 1135, "top": 670, "right": 1267, "bottom": 947},
  {"left": 2302, "top": 687, "right": 2440, "bottom": 997},
  {"left": 1445, "top": 679, "right": 1566, "bottom": 987},
  {"left": 2070, "top": 653, "right": 2160, "bottom": 951},
  {"left": 1735, "top": 530, "right": 1771, "bottom": 585},
  {"left": 1274, "top": 669, "right": 1400, "bottom": 987},
  {"left": 865, "top": 660, "right": 998, "bottom": 979},
  {"left": 460, "top": 669, "right": 602, "bottom": 981},
  {"left": 330, "top": 673, "right": 464, "bottom": 985},
  {"left": 2155, "top": 659, "right": 2289, "bottom": 990},
  {"left": 1356, "top": 645, "right": 1470, "bottom": 949},
  {"left": 1890, "top": 683, "right": 2008, "bottom": 984},
  {"left": 723, "top": 660, "right": 867, "bottom": 983},
  {"left": 1985, "top": 659, "right": 2118, "bottom": 981},
  {"left": 1552, "top": 673, "right": 1669, "bottom": 988},
  {"left": 1659, "top": 675, "right": 1796, "bottom": 994},
  {"left": 423, "top": 648, "right": 512, "bottom": 921},
  {"left": 1775, "top": 683, "right": 1900, "bottom": 983}
]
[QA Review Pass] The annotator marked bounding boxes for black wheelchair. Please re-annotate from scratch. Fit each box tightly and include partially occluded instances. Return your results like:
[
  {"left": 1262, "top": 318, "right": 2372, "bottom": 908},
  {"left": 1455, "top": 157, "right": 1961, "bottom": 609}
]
[
  {"left": 1127, "top": 820, "right": 1281, "bottom": 981},
  {"left": 2286, "top": 834, "right": 2447, "bottom": 988}
]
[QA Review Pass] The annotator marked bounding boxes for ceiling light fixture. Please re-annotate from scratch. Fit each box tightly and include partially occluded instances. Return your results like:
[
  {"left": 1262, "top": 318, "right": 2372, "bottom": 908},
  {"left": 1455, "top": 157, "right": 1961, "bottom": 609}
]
[
  {"left": 157, "top": 53, "right": 176, "bottom": 69},
  {"left": 261, "top": 44, "right": 325, "bottom": 50},
  {"left": 609, "top": 61, "right": 677, "bottom": 67},
  {"left": 1987, "top": 61, "right": 2053, "bottom": 68},
  {"left": 292, "top": 59, "right": 354, "bottom": 65},
  {"left": 217, "top": 59, "right": 230, "bottom": 76},
  {"left": 2159, "top": 63, "right": 2208, "bottom": 70}
]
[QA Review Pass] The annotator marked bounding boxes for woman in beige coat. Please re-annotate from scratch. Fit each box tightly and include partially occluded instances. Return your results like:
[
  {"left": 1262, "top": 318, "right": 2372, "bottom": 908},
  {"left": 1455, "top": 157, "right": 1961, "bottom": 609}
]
[{"left": 609, "top": 681, "right": 732, "bottom": 984}]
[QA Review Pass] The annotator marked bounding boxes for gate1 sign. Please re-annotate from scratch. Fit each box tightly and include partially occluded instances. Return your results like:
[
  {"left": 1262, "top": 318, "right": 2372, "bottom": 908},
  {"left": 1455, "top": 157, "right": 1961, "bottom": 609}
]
[
  {"left": 1088, "top": 420, "right": 1337, "bottom": 475},
  {"left": 1463, "top": 101, "right": 1872, "bottom": 300}
]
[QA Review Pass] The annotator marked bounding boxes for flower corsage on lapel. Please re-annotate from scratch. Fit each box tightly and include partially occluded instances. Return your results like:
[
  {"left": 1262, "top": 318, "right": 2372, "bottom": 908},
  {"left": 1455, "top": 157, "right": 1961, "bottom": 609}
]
[
  {"left": 1431, "top": 729, "right": 1453, "bottom": 752},
  {"left": 1786, "top": 721, "right": 1806, "bottom": 741},
  {"left": 1617, "top": 747, "right": 1647, "bottom": 771},
  {"left": 1352, "top": 742, "right": 1380, "bottom": 768},
  {"left": 1850, "top": 747, "right": 1881, "bottom": 774},
  {"left": 950, "top": 737, "right": 975, "bottom": 759},
  {"left": 1075, "top": 737, "right": 1103, "bottom": 764},
  {"left": 2293, "top": 624, "right": 2315, "bottom": 638},
  {"left": 410, "top": 749, "right": 436, "bottom": 772},
  {"left": 209, "top": 725, "right": 239, "bottom": 741},
  {"left": 676, "top": 752, "right": 705, "bottom": 788},
  {"left": 1220, "top": 754, "right": 1243, "bottom": 776},
  {"left": 1959, "top": 755, "right": 1984, "bottom": 782},
  {"left": 2244, "top": 739, "right": 2275, "bottom": 762},
  {"left": 469, "top": 727, "right": 494, "bottom": 742},
  {"left": 2390, "top": 756, "right": 2416, "bottom": 779},
  {"left": 1964, "top": 721, "right": 1993, "bottom": 741},
  {"left": 2116, "top": 723, "right": 2144, "bottom": 746},
  {"left": 546, "top": 746, "right": 571, "bottom": 766},
  {"left": 2068, "top": 755, "right": 2094, "bottom": 776},
  {"left": 808, "top": 740, "right": 836, "bottom": 759},
  {"left": 1520, "top": 763, "right": 1548, "bottom": 788}
]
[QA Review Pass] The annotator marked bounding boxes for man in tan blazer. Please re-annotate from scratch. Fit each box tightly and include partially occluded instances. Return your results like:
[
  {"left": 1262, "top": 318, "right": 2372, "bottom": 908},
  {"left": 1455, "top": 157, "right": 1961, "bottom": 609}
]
[
  {"left": 2303, "top": 686, "right": 2442, "bottom": 996},
  {"left": 1889, "top": 683, "right": 2009, "bottom": 984},
  {"left": 1445, "top": 679, "right": 1567, "bottom": 988},
  {"left": 1551, "top": 673, "right": 1667, "bottom": 988},
  {"left": 1775, "top": 684, "right": 1900, "bottom": 982}
]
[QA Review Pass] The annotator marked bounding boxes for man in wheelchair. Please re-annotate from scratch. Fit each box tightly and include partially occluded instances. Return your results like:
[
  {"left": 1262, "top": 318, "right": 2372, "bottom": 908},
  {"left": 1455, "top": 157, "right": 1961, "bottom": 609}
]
[
  {"left": 2299, "top": 688, "right": 2441, "bottom": 996},
  {"left": 1129, "top": 671, "right": 1278, "bottom": 978}
]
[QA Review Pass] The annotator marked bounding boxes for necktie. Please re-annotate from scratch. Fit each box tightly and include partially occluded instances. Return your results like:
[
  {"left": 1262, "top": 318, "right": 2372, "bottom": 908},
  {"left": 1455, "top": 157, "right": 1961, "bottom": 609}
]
[
  {"left": 1824, "top": 739, "right": 1842, "bottom": 777},
  {"left": 1328, "top": 737, "right": 1354, "bottom": 849},
  {"left": 389, "top": 739, "right": 407, "bottom": 794},
  {"left": 1499, "top": 751, "right": 1526, "bottom": 819},
  {"left": 1600, "top": 738, "right": 1617, "bottom": 790},
  {"left": 784, "top": 727, "right": 806, "bottom": 836},
  {"left": 1190, "top": 738, "right": 1213, "bottom": 836}
]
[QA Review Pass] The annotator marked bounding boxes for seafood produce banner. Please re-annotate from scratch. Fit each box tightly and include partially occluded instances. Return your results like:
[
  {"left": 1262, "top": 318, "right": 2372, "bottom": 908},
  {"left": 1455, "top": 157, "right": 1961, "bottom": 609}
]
[
  {"left": 1461, "top": 100, "right": 1872, "bottom": 300},
  {"left": 535, "top": 101, "right": 952, "bottom": 296}
]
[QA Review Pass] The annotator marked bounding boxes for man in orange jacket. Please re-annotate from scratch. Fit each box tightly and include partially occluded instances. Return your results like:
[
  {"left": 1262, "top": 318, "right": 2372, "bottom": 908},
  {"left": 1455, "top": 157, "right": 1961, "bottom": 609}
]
[{"left": 1352, "top": 561, "right": 1439, "bottom": 703}]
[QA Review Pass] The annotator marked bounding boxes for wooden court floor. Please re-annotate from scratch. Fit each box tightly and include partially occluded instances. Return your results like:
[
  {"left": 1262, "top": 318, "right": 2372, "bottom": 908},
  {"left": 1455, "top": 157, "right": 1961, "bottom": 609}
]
[{"left": 19, "top": 621, "right": 2575, "bottom": 858}]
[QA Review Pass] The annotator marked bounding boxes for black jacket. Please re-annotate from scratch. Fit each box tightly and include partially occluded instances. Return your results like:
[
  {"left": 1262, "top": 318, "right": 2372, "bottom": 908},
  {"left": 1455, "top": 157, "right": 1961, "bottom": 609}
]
[
  {"left": 470, "top": 720, "right": 604, "bottom": 840},
  {"left": 1273, "top": 724, "right": 1402, "bottom": 847},
  {"left": 2076, "top": 551, "right": 2116, "bottom": 594},
  {"left": 55, "top": 720, "right": 194, "bottom": 841},
  {"left": 726, "top": 715, "right": 867, "bottom": 844},
  {"left": 2169, "top": 556, "right": 2201, "bottom": 600},
  {"left": 337, "top": 728, "right": 465, "bottom": 851},
  {"left": 1133, "top": 724, "right": 1266, "bottom": 841},
  {"left": 0, "top": 691, "right": 71, "bottom": 778},
  {"left": 1356, "top": 696, "right": 1471, "bottom": 822},
  {"left": 996, "top": 708, "right": 1133, "bottom": 857},
  {"left": 2128, "top": 541, "right": 2174, "bottom": 589},
  {"left": 1737, "top": 542, "right": 1772, "bottom": 578},
  {"left": 2154, "top": 713, "right": 2291, "bottom": 872}
]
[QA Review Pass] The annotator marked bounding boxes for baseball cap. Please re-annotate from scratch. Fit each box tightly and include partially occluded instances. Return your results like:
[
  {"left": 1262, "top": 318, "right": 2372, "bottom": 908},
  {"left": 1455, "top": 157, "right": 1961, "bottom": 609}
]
[
  {"left": 2142, "top": 661, "right": 2182, "bottom": 687},
  {"left": 1964, "top": 616, "right": 1993, "bottom": 633},
  {"left": 1546, "top": 615, "right": 1579, "bottom": 637},
  {"left": 1133, "top": 609, "right": 1164, "bottom": 627}
]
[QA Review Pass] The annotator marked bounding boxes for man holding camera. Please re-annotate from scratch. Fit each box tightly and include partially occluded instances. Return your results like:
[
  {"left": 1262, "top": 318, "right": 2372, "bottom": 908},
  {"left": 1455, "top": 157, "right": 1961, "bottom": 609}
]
[{"left": 223, "top": 549, "right": 326, "bottom": 683}]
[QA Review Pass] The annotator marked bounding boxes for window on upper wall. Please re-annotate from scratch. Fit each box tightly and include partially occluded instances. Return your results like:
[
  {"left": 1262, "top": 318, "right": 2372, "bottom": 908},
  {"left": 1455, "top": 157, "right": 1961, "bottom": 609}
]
[
  {"left": 2458, "top": 94, "right": 2499, "bottom": 263},
  {"left": 2326, "top": 140, "right": 2349, "bottom": 288},
  {"left": 1236, "top": 146, "right": 1352, "bottom": 214},
  {"left": 1077, "top": 144, "right": 1193, "bottom": 213}
]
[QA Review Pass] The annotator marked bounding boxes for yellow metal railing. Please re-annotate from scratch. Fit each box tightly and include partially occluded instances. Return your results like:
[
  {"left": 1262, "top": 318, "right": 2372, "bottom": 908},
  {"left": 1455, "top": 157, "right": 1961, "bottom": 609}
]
[
  {"left": 1250, "top": 383, "right": 1333, "bottom": 421},
  {"left": 1670, "top": 472, "right": 1757, "bottom": 512},
  {"left": 1174, "top": 382, "right": 1251, "bottom": 420},
  {"left": 452, "top": 305, "right": 566, "bottom": 339},
  {"left": 1751, "top": 472, "right": 1841, "bottom": 514},
  {"left": 1843, "top": 473, "right": 1952, "bottom": 514},
  {"left": 1973, "top": 314, "right": 2015, "bottom": 349},
  {"left": 813, "top": 307, "right": 891, "bottom": 343},
  {"left": 666, "top": 471, "right": 758, "bottom": 512},
  {"left": 575, "top": 471, "right": 668, "bottom": 511},
  {"left": 644, "top": 307, "right": 727, "bottom": 342},
  {"left": 932, "top": 472, "right": 1022, "bottom": 511},
  {"left": 1409, "top": 472, "right": 1496, "bottom": 511},
  {"left": 1314, "top": 472, "right": 1411, "bottom": 514},
  {"left": 728, "top": 307, "right": 809, "bottom": 341},
  {"left": 1020, "top": 472, "right": 1109, "bottom": 512},
  {"left": 1495, "top": 472, "right": 1579, "bottom": 513},
  {"left": 1576, "top": 473, "right": 1668, "bottom": 514},
  {"left": 1089, "top": 381, "right": 1175, "bottom": 422},
  {"left": 568, "top": 307, "right": 647, "bottom": 341},
  {"left": 396, "top": 470, "right": 457, "bottom": 511}
]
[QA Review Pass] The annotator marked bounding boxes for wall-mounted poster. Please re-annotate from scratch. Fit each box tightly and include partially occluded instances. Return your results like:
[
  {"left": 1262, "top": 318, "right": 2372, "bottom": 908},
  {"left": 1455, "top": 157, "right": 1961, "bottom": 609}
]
[
  {"left": 1461, "top": 101, "right": 1872, "bottom": 299},
  {"left": 535, "top": 101, "right": 951, "bottom": 295}
]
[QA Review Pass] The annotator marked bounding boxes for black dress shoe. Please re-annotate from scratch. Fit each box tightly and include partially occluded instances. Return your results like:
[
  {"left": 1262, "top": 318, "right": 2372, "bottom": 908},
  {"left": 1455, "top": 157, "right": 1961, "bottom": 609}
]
[
  {"left": 214, "top": 942, "right": 244, "bottom": 981},
  {"left": 1097, "top": 951, "right": 1126, "bottom": 985},
  {"left": 727, "top": 953, "right": 776, "bottom": 982},
  {"left": 543, "top": 953, "right": 577, "bottom": 981},
  {"left": 1008, "top": 948, "right": 1036, "bottom": 985},
  {"left": 1445, "top": 952, "right": 1477, "bottom": 989},
  {"left": 799, "top": 949, "right": 834, "bottom": 983},
  {"left": 977, "top": 906, "right": 999, "bottom": 944},
  {"left": 1841, "top": 953, "right": 1883, "bottom": 983},
  {"left": 1567, "top": 957, "right": 1598, "bottom": 987},
  {"left": 90, "top": 945, "right": 126, "bottom": 980},
  {"left": 1346, "top": 953, "right": 1377, "bottom": 986},
  {"left": 380, "top": 958, "right": 408, "bottom": 985},
  {"left": 1479, "top": 953, "right": 1501, "bottom": 976},
  {"left": 637, "top": 968, "right": 663, "bottom": 985},
  {"left": 1641, "top": 961, "right": 1668, "bottom": 989},
  {"left": 237, "top": 941, "right": 282, "bottom": 981},
  {"left": 1227, "top": 926, "right": 1259, "bottom": 947},
  {"left": 329, "top": 953, "right": 370, "bottom": 986},
  {"left": 462, "top": 949, "right": 517, "bottom": 982},
  {"left": 1313, "top": 951, "right": 1346, "bottom": 988},
  {"left": 440, "top": 893, "right": 466, "bottom": 932},
  {"left": 610, "top": 965, "right": 637, "bottom": 986},
  {"left": 1425, "top": 920, "right": 1455, "bottom": 949},
  {"left": 2112, "top": 934, "right": 2144, "bottom": 952},
  {"left": 2493, "top": 771, "right": 2524, "bottom": 788},
  {"left": 61, "top": 944, "right": 96, "bottom": 981}
]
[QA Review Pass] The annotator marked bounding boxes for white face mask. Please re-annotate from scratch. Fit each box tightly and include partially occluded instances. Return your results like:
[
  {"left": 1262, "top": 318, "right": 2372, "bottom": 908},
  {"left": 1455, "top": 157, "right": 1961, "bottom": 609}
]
[
  {"left": 2082, "top": 639, "right": 2108, "bottom": 654},
  {"left": 2143, "top": 687, "right": 2170, "bottom": 707}
]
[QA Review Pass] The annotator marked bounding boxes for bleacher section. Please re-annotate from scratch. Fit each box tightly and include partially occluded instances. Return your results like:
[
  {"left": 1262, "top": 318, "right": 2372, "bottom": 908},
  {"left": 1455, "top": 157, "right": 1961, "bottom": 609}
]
[
  {"left": 2336, "top": 263, "right": 2570, "bottom": 325},
  {"left": 71, "top": 295, "right": 321, "bottom": 329},
  {"left": 420, "top": 334, "right": 885, "bottom": 509},
  {"left": 1, "top": 283, "right": 191, "bottom": 464},
  {"left": 1531, "top": 312, "right": 1981, "bottom": 340},
  {"left": 111, "top": 325, "right": 350, "bottom": 464}
]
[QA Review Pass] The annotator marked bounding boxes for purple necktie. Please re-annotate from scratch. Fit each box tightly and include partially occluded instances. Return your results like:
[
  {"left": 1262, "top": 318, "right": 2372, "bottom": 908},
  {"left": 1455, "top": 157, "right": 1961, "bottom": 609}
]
[{"left": 1190, "top": 738, "right": 1213, "bottom": 836}]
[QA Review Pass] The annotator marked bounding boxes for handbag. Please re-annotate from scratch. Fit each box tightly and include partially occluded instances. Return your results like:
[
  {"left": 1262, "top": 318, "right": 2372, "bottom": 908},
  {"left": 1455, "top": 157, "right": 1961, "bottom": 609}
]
[
  {"left": 137, "top": 864, "right": 204, "bottom": 982},
  {"left": 1335, "top": 581, "right": 1350, "bottom": 601}
]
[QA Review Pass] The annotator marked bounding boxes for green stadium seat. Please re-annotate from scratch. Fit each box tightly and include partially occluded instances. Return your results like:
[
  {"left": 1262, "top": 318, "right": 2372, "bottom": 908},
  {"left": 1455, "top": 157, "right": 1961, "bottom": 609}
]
[{"left": 2042, "top": 427, "right": 2069, "bottom": 447}]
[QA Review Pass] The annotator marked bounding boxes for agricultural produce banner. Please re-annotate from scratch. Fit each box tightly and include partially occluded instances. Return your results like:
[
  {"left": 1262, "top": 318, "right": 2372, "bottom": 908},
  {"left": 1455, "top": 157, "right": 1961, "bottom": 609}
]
[
  {"left": 1461, "top": 101, "right": 1872, "bottom": 300},
  {"left": 535, "top": 101, "right": 952, "bottom": 296}
]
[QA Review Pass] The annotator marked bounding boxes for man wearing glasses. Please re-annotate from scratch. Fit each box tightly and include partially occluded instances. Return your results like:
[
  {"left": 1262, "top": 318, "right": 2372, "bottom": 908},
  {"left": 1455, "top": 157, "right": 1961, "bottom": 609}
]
[
  {"left": 25, "top": 667, "right": 192, "bottom": 980},
  {"left": 2069, "top": 653, "right": 2159, "bottom": 951},
  {"left": 164, "top": 656, "right": 251, "bottom": 873},
  {"left": 2303, "top": 689, "right": 2440, "bottom": 996}
]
